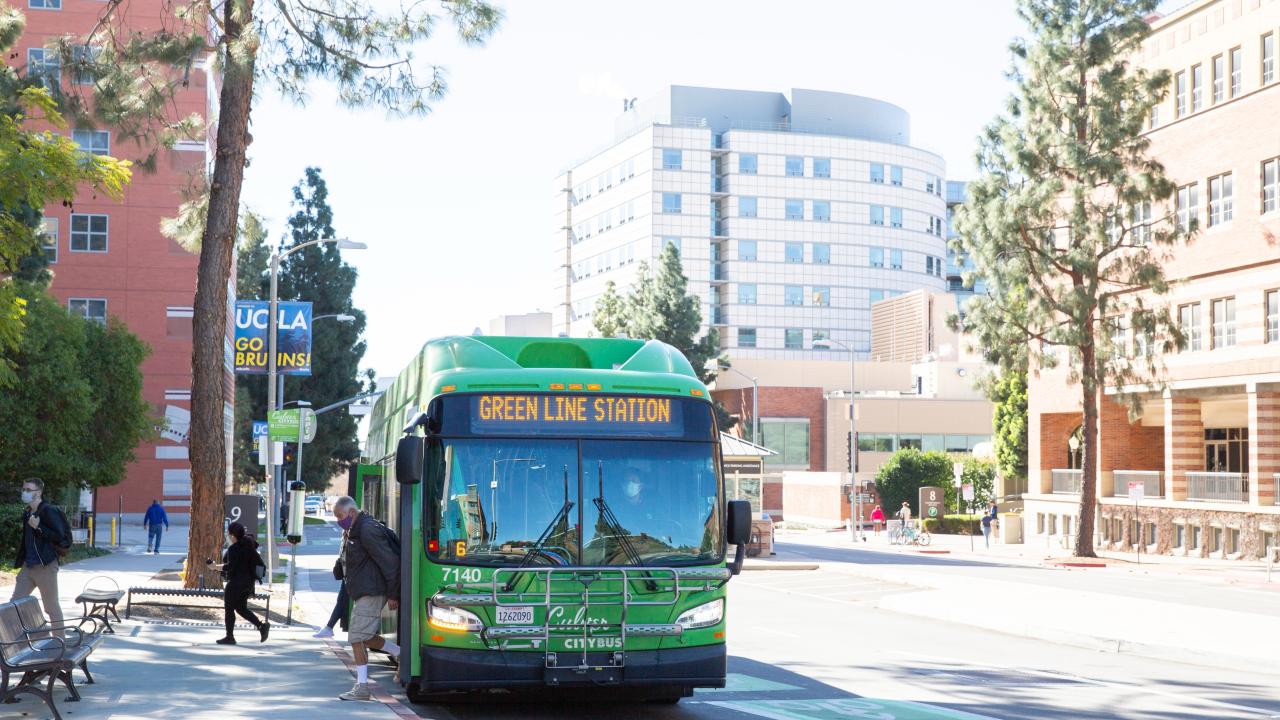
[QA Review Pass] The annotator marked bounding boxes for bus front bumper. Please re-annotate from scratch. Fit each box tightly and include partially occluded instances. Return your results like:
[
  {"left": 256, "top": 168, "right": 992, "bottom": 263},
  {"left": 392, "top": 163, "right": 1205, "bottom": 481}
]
[{"left": 416, "top": 644, "right": 726, "bottom": 691}]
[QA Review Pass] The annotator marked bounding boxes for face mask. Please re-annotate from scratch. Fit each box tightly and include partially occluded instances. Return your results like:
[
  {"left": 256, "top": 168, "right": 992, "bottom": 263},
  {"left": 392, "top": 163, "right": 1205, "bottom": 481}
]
[
  {"left": 20, "top": 491, "right": 36, "bottom": 504},
  {"left": 338, "top": 514, "right": 355, "bottom": 530}
]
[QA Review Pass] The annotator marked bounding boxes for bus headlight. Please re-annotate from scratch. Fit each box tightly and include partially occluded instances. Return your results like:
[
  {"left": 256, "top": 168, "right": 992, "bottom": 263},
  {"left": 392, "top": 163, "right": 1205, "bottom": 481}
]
[
  {"left": 428, "top": 602, "right": 484, "bottom": 632},
  {"left": 675, "top": 599, "right": 724, "bottom": 630}
]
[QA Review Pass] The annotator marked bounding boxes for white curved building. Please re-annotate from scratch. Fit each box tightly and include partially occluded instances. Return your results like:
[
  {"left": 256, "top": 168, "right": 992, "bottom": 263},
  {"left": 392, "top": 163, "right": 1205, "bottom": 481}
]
[{"left": 553, "top": 85, "right": 949, "bottom": 359}]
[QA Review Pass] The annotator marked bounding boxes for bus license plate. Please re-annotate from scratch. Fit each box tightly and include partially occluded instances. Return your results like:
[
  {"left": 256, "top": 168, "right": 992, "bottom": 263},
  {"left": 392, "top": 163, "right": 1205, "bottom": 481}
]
[{"left": 496, "top": 606, "right": 534, "bottom": 625}]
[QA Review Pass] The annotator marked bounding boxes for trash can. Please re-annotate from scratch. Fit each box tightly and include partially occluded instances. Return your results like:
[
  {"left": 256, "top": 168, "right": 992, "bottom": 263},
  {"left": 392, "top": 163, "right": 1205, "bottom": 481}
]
[{"left": 999, "top": 512, "right": 1023, "bottom": 544}]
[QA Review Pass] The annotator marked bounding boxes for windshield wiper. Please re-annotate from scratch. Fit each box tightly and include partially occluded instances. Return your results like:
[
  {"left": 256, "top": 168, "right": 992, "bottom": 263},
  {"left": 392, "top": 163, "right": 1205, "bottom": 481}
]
[
  {"left": 503, "top": 465, "right": 574, "bottom": 592},
  {"left": 593, "top": 463, "right": 659, "bottom": 591}
]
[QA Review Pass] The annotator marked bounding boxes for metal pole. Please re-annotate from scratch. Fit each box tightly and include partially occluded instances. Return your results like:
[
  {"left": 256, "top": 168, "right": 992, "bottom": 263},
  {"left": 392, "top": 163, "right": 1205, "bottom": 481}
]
[
  {"left": 117, "top": 496, "right": 123, "bottom": 548},
  {"left": 751, "top": 376, "right": 759, "bottom": 446},
  {"left": 287, "top": 542, "right": 298, "bottom": 625},
  {"left": 265, "top": 252, "right": 280, "bottom": 584},
  {"left": 850, "top": 345, "right": 861, "bottom": 542}
]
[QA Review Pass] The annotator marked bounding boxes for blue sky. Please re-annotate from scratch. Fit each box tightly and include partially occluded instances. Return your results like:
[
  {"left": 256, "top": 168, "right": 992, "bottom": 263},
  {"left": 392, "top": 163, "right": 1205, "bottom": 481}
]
[{"left": 239, "top": 0, "right": 1043, "bottom": 380}]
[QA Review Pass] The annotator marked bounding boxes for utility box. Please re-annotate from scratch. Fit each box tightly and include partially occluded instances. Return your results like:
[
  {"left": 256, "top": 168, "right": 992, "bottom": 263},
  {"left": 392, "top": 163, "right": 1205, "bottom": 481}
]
[
  {"left": 999, "top": 512, "right": 1023, "bottom": 544},
  {"left": 918, "top": 486, "right": 945, "bottom": 522},
  {"left": 748, "top": 516, "right": 775, "bottom": 557}
]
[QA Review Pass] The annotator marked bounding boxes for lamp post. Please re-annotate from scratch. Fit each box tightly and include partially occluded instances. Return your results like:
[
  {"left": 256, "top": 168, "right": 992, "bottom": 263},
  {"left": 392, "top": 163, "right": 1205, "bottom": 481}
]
[
  {"left": 706, "top": 360, "right": 758, "bottom": 444},
  {"left": 266, "top": 238, "right": 365, "bottom": 581},
  {"left": 814, "top": 338, "right": 860, "bottom": 541}
]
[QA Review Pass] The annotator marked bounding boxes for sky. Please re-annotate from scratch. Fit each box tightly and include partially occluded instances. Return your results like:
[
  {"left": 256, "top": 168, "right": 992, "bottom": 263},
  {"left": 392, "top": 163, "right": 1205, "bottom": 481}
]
[{"left": 239, "top": 0, "right": 1037, "bottom": 381}]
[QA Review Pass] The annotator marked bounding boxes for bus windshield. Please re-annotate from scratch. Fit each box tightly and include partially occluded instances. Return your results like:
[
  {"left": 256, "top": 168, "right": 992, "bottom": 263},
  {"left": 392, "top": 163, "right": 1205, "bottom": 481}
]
[{"left": 429, "top": 437, "right": 722, "bottom": 567}]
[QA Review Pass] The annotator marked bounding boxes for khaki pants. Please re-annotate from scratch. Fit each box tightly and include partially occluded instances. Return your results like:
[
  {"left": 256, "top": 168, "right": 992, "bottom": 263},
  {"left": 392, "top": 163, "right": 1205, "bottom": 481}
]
[{"left": 12, "top": 561, "right": 64, "bottom": 627}]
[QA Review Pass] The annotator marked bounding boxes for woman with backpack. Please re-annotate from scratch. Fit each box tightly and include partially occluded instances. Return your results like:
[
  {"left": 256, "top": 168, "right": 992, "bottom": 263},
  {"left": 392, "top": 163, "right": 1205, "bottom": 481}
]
[{"left": 210, "top": 521, "right": 269, "bottom": 645}]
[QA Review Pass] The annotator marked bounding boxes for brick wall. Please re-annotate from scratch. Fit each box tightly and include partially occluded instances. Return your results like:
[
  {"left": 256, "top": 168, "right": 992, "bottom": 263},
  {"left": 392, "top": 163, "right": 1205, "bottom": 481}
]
[
  {"left": 1249, "top": 390, "right": 1280, "bottom": 506},
  {"left": 1164, "top": 396, "right": 1203, "bottom": 500}
]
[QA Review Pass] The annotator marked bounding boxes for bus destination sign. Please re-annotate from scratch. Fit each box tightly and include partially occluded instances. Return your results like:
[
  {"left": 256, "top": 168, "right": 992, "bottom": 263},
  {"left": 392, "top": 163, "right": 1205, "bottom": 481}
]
[{"left": 470, "top": 394, "right": 685, "bottom": 436}]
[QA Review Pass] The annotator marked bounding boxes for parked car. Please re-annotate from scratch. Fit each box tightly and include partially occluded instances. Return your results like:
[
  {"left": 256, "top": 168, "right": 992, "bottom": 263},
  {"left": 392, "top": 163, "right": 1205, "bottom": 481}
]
[{"left": 304, "top": 495, "right": 324, "bottom": 515}]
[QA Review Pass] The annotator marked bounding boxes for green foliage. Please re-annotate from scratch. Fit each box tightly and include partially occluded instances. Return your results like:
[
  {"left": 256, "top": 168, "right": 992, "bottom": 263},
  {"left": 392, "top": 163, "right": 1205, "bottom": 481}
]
[
  {"left": 989, "top": 371, "right": 1029, "bottom": 487},
  {"left": 592, "top": 281, "right": 626, "bottom": 339},
  {"left": 874, "top": 449, "right": 954, "bottom": 515},
  {"left": 0, "top": 501, "right": 23, "bottom": 565},
  {"left": 950, "top": 457, "right": 997, "bottom": 509},
  {"left": 0, "top": 286, "right": 154, "bottom": 499},
  {"left": 923, "top": 514, "right": 985, "bottom": 535}
]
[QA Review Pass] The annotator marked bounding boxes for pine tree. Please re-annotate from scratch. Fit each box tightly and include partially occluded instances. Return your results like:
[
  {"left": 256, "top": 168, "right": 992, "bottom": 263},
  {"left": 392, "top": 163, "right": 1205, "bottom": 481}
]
[
  {"left": 275, "top": 168, "right": 370, "bottom": 491},
  {"left": 591, "top": 281, "right": 626, "bottom": 338},
  {"left": 989, "top": 370, "right": 1029, "bottom": 492},
  {"left": 955, "top": 0, "right": 1187, "bottom": 557}
]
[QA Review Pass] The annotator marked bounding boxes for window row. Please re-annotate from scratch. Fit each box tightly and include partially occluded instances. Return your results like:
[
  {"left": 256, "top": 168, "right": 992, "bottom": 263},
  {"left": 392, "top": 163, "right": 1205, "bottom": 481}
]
[
  {"left": 38, "top": 214, "right": 110, "bottom": 257},
  {"left": 1158, "top": 32, "right": 1275, "bottom": 127},
  {"left": 857, "top": 433, "right": 992, "bottom": 454},
  {"left": 571, "top": 157, "right": 637, "bottom": 205},
  {"left": 1177, "top": 290, "right": 1280, "bottom": 351},
  {"left": 737, "top": 197, "right": 832, "bottom": 221},
  {"left": 570, "top": 241, "right": 642, "bottom": 281},
  {"left": 736, "top": 152, "right": 940, "bottom": 195},
  {"left": 1172, "top": 160, "right": 1280, "bottom": 233},
  {"left": 573, "top": 199, "right": 638, "bottom": 242},
  {"left": 731, "top": 284, "right": 907, "bottom": 310}
]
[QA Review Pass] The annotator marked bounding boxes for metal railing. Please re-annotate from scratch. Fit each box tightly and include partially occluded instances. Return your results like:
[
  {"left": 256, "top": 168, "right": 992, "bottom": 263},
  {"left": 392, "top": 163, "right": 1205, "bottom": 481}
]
[
  {"left": 1051, "top": 469, "right": 1083, "bottom": 494},
  {"left": 1186, "top": 472, "right": 1248, "bottom": 502},
  {"left": 1112, "top": 470, "right": 1163, "bottom": 498}
]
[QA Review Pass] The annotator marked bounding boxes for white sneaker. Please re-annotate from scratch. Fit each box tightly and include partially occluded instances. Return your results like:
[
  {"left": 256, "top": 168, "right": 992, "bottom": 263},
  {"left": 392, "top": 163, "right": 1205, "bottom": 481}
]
[
  {"left": 313, "top": 626, "right": 334, "bottom": 639},
  {"left": 339, "top": 682, "right": 371, "bottom": 701}
]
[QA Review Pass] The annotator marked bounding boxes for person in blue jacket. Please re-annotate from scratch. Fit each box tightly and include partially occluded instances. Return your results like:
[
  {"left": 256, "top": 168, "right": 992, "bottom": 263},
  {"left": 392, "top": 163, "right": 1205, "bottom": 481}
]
[{"left": 143, "top": 499, "right": 169, "bottom": 554}]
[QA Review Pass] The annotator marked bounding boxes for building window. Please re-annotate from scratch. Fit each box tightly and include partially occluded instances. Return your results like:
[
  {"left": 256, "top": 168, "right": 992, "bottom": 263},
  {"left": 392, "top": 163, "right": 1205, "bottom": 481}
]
[
  {"left": 1150, "top": 104, "right": 1159, "bottom": 129},
  {"left": 1175, "top": 524, "right": 1185, "bottom": 549},
  {"left": 663, "top": 236, "right": 681, "bottom": 256},
  {"left": 738, "top": 328, "right": 756, "bottom": 348},
  {"left": 1132, "top": 202, "right": 1152, "bottom": 245},
  {"left": 739, "top": 197, "right": 758, "bottom": 218},
  {"left": 661, "top": 148, "right": 682, "bottom": 170},
  {"left": 812, "top": 329, "right": 829, "bottom": 343},
  {"left": 738, "top": 284, "right": 757, "bottom": 305},
  {"left": 785, "top": 242, "right": 804, "bottom": 263},
  {"left": 869, "top": 289, "right": 886, "bottom": 305},
  {"left": 28, "top": 0, "right": 61, "bottom": 7},
  {"left": 1267, "top": 290, "right": 1279, "bottom": 343},
  {"left": 1263, "top": 158, "right": 1279, "bottom": 214},
  {"left": 70, "top": 45, "right": 100, "bottom": 85},
  {"left": 890, "top": 207, "right": 902, "bottom": 228},
  {"left": 812, "top": 200, "right": 830, "bottom": 222},
  {"left": 739, "top": 240, "right": 757, "bottom": 261},
  {"left": 40, "top": 217, "right": 58, "bottom": 263},
  {"left": 1190, "top": 63, "right": 1203, "bottom": 112},
  {"left": 813, "top": 157, "right": 830, "bottom": 178},
  {"left": 1264, "top": 32, "right": 1276, "bottom": 85},
  {"left": 70, "top": 213, "right": 108, "bottom": 252},
  {"left": 1179, "top": 302, "right": 1202, "bottom": 352},
  {"left": 761, "top": 419, "right": 810, "bottom": 467},
  {"left": 1226, "top": 527, "right": 1239, "bottom": 555},
  {"left": 166, "top": 305, "right": 194, "bottom": 338},
  {"left": 926, "top": 256, "right": 934, "bottom": 275},
  {"left": 1204, "top": 428, "right": 1249, "bottom": 473},
  {"left": 785, "top": 156, "right": 804, "bottom": 177},
  {"left": 785, "top": 199, "right": 804, "bottom": 220},
  {"left": 26, "top": 48, "right": 60, "bottom": 89},
  {"left": 870, "top": 205, "right": 884, "bottom": 226},
  {"left": 1212, "top": 54, "right": 1225, "bottom": 104},
  {"left": 1207, "top": 173, "right": 1233, "bottom": 226},
  {"left": 812, "top": 286, "right": 830, "bottom": 307},
  {"left": 784, "top": 328, "right": 803, "bottom": 349},
  {"left": 784, "top": 285, "right": 804, "bottom": 306},
  {"left": 1191, "top": 525, "right": 1202, "bottom": 550},
  {"left": 661, "top": 193, "right": 681, "bottom": 214},
  {"left": 869, "top": 247, "right": 884, "bottom": 268},
  {"left": 812, "top": 243, "right": 830, "bottom": 265},
  {"left": 73, "top": 129, "right": 110, "bottom": 156},
  {"left": 68, "top": 298, "right": 106, "bottom": 323},
  {"left": 1230, "top": 46, "right": 1242, "bottom": 97},
  {"left": 1174, "top": 70, "right": 1186, "bottom": 117},
  {"left": 890, "top": 249, "right": 903, "bottom": 270},
  {"left": 890, "top": 165, "right": 903, "bottom": 186},
  {"left": 1211, "top": 297, "right": 1236, "bottom": 349},
  {"left": 1176, "top": 183, "right": 1198, "bottom": 232},
  {"left": 739, "top": 153, "right": 758, "bottom": 174},
  {"left": 870, "top": 163, "right": 884, "bottom": 183}
]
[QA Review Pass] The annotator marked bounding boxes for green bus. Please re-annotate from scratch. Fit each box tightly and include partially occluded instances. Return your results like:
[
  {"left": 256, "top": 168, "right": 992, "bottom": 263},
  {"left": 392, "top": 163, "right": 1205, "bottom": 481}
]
[{"left": 363, "top": 336, "right": 751, "bottom": 702}]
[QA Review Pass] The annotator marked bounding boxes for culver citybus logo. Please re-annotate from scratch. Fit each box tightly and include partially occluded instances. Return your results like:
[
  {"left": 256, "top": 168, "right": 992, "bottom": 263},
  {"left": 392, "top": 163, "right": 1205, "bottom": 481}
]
[{"left": 233, "top": 300, "right": 313, "bottom": 376}]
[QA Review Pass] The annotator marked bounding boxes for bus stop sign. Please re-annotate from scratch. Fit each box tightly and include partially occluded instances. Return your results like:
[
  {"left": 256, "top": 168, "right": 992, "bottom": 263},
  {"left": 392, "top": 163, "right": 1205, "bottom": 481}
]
[{"left": 919, "top": 486, "right": 944, "bottom": 520}]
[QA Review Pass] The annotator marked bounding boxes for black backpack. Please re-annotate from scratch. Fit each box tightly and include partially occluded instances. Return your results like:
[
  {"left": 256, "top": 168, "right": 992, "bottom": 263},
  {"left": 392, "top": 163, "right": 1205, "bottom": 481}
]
[{"left": 378, "top": 520, "right": 401, "bottom": 556}]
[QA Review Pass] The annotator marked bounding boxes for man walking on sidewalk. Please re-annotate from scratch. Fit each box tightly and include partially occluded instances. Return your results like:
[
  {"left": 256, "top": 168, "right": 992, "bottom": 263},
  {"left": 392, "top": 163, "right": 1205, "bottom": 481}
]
[
  {"left": 332, "top": 496, "right": 400, "bottom": 701},
  {"left": 143, "top": 499, "right": 169, "bottom": 554},
  {"left": 981, "top": 502, "right": 999, "bottom": 548},
  {"left": 10, "top": 478, "right": 69, "bottom": 628}
]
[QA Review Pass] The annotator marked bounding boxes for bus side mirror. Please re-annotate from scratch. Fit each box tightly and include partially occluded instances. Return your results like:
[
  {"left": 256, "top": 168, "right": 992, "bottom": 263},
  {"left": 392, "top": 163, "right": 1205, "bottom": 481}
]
[
  {"left": 726, "top": 500, "right": 751, "bottom": 575},
  {"left": 395, "top": 436, "right": 424, "bottom": 485}
]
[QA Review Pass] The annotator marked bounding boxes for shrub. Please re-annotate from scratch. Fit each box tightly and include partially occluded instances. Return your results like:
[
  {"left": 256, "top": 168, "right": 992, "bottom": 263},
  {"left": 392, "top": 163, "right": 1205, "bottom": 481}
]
[
  {"left": 0, "top": 502, "right": 26, "bottom": 567},
  {"left": 875, "top": 449, "right": 954, "bottom": 515},
  {"left": 923, "top": 514, "right": 984, "bottom": 535}
]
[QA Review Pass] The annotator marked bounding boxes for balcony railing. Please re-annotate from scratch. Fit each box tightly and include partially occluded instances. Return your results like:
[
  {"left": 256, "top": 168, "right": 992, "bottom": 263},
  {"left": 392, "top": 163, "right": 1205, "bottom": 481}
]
[
  {"left": 1051, "top": 469, "right": 1082, "bottom": 494},
  {"left": 1186, "top": 472, "right": 1248, "bottom": 502},
  {"left": 1112, "top": 470, "right": 1163, "bottom": 498}
]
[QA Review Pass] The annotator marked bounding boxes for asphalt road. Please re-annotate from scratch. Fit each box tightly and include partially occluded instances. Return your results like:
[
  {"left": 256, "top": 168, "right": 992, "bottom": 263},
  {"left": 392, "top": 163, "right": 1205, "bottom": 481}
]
[{"left": 300, "top": 519, "right": 1280, "bottom": 719}]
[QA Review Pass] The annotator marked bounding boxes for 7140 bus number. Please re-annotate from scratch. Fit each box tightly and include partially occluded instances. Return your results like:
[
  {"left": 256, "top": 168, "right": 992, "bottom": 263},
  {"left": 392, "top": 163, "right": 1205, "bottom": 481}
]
[{"left": 442, "top": 567, "right": 483, "bottom": 584}]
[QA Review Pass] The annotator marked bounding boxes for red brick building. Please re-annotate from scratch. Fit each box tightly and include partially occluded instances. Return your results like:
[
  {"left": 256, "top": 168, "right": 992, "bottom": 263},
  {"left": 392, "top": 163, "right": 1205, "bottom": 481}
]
[{"left": 21, "top": 0, "right": 217, "bottom": 520}]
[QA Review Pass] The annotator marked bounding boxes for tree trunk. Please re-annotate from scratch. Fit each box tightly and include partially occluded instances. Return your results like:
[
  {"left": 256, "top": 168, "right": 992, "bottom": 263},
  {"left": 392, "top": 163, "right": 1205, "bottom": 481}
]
[
  {"left": 185, "top": 0, "right": 257, "bottom": 589},
  {"left": 1074, "top": 339, "right": 1099, "bottom": 558}
]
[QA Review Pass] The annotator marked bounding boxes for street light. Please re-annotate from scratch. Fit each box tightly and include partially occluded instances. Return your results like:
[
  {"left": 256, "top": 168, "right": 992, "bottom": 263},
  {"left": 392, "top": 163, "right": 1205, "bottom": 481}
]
[
  {"left": 705, "top": 359, "right": 759, "bottom": 444},
  {"left": 814, "top": 337, "right": 861, "bottom": 542},
  {"left": 265, "top": 237, "right": 366, "bottom": 582}
]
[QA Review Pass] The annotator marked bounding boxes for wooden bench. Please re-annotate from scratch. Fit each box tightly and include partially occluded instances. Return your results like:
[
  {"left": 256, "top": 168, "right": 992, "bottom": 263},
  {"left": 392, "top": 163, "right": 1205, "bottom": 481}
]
[
  {"left": 125, "top": 587, "right": 271, "bottom": 621},
  {"left": 0, "top": 599, "right": 100, "bottom": 720},
  {"left": 75, "top": 577, "right": 125, "bottom": 635}
]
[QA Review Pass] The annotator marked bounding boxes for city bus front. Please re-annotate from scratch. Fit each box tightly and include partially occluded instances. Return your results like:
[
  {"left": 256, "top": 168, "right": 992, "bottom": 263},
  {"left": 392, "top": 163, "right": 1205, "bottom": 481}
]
[{"left": 395, "top": 391, "right": 752, "bottom": 702}]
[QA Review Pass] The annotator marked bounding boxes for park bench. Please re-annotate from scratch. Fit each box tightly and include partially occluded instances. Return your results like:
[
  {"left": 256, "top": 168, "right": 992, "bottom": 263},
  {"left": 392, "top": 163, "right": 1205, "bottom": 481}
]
[
  {"left": 125, "top": 586, "right": 271, "bottom": 621},
  {"left": 74, "top": 576, "right": 125, "bottom": 634},
  {"left": 14, "top": 597, "right": 104, "bottom": 686},
  {"left": 0, "top": 599, "right": 102, "bottom": 720}
]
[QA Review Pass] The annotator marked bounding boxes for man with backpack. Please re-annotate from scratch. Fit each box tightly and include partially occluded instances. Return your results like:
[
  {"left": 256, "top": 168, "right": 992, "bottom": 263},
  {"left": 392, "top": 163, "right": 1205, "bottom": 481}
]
[
  {"left": 332, "top": 496, "right": 399, "bottom": 701},
  {"left": 10, "top": 477, "right": 70, "bottom": 628}
]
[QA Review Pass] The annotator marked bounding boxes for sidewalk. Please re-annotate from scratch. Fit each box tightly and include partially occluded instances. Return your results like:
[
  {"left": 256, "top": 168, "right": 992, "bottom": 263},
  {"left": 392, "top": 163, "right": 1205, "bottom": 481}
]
[
  {"left": 767, "top": 529, "right": 1280, "bottom": 675},
  {"left": 3, "top": 527, "right": 403, "bottom": 720}
]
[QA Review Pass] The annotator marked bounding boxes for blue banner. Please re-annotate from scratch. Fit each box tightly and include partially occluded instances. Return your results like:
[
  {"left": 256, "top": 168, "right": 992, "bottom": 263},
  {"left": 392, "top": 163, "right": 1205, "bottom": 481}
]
[{"left": 234, "top": 300, "right": 313, "bottom": 375}]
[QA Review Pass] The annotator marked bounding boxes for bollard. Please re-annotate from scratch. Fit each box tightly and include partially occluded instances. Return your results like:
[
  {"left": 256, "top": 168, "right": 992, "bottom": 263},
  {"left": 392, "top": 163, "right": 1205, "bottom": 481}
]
[
  {"left": 88, "top": 516, "right": 95, "bottom": 549},
  {"left": 110, "top": 517, "right": 117, "bottom": 546}
]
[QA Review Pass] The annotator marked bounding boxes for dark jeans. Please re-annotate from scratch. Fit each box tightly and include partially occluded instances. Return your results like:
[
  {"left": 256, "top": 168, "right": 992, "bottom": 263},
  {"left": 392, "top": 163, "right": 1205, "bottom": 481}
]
[
  {"left": 224, "top": 584, "right": 262, "bottom": 637},
  {"left": 147, "top": 526, "right": 163, "bottom": 552},
  {"left": 327, "top": 582, "right": 349, "bottom": 630}
]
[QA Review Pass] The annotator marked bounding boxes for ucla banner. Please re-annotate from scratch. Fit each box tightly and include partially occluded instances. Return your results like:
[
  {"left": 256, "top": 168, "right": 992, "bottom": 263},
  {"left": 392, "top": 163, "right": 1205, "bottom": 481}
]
[{"left": 234, "top": 301, "right": 313, "bottom": 375}]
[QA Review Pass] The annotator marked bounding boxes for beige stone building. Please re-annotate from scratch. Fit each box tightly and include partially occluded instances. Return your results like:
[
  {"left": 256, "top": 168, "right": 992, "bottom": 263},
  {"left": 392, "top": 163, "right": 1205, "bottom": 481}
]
[{"left": 1025, "top": 0, "right": 1280, "bottom": 559}]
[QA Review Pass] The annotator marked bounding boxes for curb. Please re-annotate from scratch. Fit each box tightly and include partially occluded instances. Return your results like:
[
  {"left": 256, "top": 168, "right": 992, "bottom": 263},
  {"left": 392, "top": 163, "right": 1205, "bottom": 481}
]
[
  {"left": 324, "top": 639, "right": 418, "bottom": 718},
  {"left": 742, "top": 562, "right": 819, "bottom": 571}
]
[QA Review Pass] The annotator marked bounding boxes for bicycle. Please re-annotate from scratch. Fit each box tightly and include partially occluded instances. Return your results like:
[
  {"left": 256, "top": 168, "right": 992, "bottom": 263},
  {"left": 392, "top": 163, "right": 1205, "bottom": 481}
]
[{"left": 898, "top": 521, "right": 932, "bottom": 547}]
